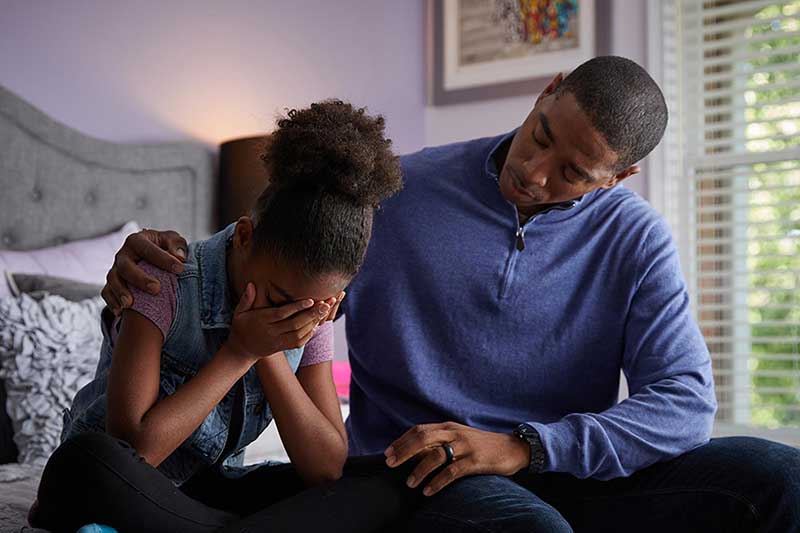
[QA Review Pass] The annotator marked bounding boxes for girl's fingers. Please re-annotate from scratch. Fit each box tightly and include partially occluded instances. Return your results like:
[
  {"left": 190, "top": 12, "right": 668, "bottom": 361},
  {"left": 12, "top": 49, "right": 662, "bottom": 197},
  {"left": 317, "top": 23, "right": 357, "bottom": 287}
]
[
  {"left": 279, "top": 319, "right": 320, "bottom": 349},
  {"left": 235, "top": 283, "right": 256, "bottom": 314},
  {"left": 263, "top": 299, "right": 316, "bottom": 323},
  {"left": 325, "top": 291, "right": 345, "bottom": 322},
  {"left": 271, "top": 303, "right": 330, "bottom": 334},
  {"left": 295, "top": 317, "right": 322, "bottom": 343}
]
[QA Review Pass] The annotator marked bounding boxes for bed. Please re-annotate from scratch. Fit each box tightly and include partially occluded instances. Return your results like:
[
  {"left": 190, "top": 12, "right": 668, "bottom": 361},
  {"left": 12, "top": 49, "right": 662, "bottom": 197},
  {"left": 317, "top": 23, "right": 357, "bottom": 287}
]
[
  {"left": 0, "top": 84, "right": 300, "bottom": 532},
  {"left": 0, "top": 82, "right": 218, "bottom": 531}
]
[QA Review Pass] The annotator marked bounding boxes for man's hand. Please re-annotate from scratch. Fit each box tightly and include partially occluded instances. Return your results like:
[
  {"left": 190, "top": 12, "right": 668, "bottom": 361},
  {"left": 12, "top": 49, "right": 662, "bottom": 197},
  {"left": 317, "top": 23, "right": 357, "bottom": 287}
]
[
  {"left": 102, "top": 229, "right": 189, "bottom": 315},
  {"left": 384, "top": 422, "right": 531, "bottom": 497}
]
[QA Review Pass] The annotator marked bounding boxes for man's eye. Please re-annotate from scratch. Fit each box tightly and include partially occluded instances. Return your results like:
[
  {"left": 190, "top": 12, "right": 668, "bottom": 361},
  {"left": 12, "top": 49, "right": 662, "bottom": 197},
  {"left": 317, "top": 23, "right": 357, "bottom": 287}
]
[
  {"left": 562, "top": 167, "right": 577, "bottom": 184},
  {"left": 533, "top": 132, "right": 548, "bottom": 148}
]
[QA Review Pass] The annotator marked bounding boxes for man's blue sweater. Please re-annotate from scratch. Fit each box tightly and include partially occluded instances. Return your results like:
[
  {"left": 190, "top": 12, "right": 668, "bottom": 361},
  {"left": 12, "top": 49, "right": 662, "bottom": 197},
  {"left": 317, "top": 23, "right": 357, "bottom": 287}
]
[{"left": 340, "top": 131, "right": 717, "bottom": 480}]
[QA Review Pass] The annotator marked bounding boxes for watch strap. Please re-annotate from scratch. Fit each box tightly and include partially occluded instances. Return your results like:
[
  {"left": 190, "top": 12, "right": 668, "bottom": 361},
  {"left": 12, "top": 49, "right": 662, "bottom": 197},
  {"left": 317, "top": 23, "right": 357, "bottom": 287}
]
[{"left": 514, "top": 423, "right": 546, "bottom": 474}]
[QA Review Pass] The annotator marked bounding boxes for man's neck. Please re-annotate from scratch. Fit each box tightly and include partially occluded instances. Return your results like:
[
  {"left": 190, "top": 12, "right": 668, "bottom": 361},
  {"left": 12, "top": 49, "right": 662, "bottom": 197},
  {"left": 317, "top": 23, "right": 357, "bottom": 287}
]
[{"left": 519, "top": 202, "right": 563, "bottom": 221}]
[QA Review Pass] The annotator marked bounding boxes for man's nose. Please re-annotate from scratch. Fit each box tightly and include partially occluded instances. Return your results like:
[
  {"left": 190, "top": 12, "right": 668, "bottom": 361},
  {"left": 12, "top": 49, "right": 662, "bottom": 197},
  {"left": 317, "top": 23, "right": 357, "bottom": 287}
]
[{"left": 522, "top": 156, "right": 549, "bottom": 188}]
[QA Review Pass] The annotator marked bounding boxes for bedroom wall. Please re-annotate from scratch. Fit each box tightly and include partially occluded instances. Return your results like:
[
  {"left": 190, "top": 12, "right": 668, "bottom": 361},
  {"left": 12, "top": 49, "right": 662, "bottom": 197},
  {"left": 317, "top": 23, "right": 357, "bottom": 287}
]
[
  {"left": 424, "top": 0, "right": 651, "bottom": 197},
  {"left": 0, "top": 0, "right": 426, "bottom": 154},
  {"left": 0, "top": 1, "right": 650, "bottom": 365},
  {"left": 0, "top": 0, "right": 427, "bottom": 362}
]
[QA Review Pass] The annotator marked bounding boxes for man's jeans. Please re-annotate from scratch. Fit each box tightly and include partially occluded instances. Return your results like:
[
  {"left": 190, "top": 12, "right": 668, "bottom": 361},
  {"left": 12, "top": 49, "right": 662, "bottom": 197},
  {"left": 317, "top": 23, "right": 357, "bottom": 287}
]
[{"left": 405, "top": 437, "right": 800, "bottom": 532}]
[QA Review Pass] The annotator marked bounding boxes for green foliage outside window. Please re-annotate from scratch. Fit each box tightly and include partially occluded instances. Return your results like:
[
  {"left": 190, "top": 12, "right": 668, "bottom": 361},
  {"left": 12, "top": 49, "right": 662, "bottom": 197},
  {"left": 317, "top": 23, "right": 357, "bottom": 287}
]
[{"left": 745, "top": 1, "right": 800, "bottom": 427}]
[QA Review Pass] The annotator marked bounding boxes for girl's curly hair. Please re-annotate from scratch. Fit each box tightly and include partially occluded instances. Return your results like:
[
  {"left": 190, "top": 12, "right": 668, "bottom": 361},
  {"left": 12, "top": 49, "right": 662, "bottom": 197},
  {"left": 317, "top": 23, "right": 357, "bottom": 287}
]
[{"left": 251, "top": 100, "right": 403, "bottom": 279}]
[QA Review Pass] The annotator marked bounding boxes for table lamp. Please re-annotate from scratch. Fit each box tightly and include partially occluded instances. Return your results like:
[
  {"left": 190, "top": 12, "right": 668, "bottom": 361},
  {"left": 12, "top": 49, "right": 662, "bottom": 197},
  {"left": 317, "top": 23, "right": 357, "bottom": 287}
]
[{"left": 218, "top": 135, "right": 271, "bottom": 230}]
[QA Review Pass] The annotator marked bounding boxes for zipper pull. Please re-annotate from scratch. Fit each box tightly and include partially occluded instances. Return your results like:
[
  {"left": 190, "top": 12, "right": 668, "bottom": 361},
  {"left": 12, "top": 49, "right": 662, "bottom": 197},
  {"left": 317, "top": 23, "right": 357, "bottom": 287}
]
[{"left": 516, "top": 227, "right": 525, "bottom": 251}]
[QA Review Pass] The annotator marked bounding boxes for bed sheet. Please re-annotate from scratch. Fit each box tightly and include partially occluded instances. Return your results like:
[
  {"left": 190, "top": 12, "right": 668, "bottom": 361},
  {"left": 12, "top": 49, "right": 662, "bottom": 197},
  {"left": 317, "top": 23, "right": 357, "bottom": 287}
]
[{"left": 0, "top": 463, "right": 47, "bottom": 533}]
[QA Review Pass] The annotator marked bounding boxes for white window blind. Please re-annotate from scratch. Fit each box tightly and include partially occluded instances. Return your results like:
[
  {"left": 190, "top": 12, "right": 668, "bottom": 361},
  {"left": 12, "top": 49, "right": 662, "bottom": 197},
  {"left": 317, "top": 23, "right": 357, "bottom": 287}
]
[{"left": 649, "top": 0, "right": 800, "bottom": 444}]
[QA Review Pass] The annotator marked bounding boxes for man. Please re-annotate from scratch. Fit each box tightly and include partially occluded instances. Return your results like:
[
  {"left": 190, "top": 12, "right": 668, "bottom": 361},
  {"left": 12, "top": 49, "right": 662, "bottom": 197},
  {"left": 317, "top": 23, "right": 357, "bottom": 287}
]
[{"left": 103, "top": 57, "right": 800, "bottom": 532}]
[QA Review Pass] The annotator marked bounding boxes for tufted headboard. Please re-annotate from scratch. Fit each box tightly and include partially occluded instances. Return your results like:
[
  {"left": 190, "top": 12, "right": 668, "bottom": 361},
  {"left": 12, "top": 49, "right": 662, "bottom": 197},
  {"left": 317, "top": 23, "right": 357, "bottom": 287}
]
[{"left": 0, "top": 85, "right": 215, "bottom": 252}]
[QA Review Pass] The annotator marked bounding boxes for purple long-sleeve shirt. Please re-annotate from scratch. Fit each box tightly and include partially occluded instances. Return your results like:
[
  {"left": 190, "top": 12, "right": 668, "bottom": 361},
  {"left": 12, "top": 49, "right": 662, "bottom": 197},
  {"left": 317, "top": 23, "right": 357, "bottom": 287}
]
[{"left": 340, "top": 131, "right": 717, "bottom": 480}]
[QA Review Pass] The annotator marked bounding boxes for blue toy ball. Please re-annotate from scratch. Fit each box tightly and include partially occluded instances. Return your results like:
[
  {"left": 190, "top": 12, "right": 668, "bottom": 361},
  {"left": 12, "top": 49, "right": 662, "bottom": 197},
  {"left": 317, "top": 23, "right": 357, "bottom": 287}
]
[{"left": 76, "top": 525, "right": 118, "bottom": 533}]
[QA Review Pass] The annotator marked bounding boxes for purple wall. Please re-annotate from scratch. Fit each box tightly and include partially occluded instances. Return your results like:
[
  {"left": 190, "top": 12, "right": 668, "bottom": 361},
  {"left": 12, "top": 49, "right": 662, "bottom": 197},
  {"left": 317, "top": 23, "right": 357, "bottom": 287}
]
[
  {"left": 0, "top": 1, "right": 426, "bottom": 361},
  {"left": 0, "top": 0, "right": 426, "bottom": 155}
]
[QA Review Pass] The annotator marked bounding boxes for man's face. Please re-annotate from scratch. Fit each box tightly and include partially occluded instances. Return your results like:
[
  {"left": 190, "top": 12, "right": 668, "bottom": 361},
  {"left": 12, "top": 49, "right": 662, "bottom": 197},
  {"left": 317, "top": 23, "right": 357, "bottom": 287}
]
[{"left": 498, "top": 76, "right": 639, "bottom": 216}]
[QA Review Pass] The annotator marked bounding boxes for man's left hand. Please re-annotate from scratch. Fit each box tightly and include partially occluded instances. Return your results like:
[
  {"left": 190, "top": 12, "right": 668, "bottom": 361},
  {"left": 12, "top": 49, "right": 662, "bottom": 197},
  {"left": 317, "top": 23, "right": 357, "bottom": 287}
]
[{"left": 384, "top": 422, "right": 531, "bottom": 496}]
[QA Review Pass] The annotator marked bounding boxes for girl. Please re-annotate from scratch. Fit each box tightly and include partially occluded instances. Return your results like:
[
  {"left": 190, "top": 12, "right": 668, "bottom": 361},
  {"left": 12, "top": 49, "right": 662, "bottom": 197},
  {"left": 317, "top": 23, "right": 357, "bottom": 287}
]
[{"left": 30, "top": 100, "right": 411, "bottom": 533}]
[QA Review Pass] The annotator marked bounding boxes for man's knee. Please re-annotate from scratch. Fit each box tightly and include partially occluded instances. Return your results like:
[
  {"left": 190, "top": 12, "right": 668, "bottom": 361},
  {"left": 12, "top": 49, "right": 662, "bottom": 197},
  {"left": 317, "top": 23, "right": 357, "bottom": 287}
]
[
  {"left": 741, "top": 437, "right": 800, "bottom": 529},
  {"left": 702, "top": 436, "right": 800, "bottom": 530},
  {"left": 410, "top": 475, "right": 572, "bottom": 533}
]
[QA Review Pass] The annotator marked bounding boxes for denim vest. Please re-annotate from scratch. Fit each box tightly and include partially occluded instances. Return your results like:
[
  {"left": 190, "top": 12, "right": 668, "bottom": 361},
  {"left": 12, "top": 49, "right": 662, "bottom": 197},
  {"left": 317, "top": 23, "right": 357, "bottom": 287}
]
[{"left": 61, "top": 223, "right": 304, "bottom": 485}]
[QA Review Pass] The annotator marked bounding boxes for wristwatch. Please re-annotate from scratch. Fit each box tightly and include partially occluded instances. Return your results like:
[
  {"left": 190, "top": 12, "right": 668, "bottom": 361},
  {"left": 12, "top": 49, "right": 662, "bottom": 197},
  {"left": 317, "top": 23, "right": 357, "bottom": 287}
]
[{"left": 513, "top": 423, "right": 546, "bottom": 474}]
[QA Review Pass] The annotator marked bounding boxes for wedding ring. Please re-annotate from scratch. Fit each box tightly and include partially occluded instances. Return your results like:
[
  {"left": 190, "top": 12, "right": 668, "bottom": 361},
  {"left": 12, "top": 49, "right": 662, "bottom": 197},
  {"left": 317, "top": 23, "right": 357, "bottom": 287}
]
[{"left": 442, "top": 443, "right": 455, "bottom": 465}]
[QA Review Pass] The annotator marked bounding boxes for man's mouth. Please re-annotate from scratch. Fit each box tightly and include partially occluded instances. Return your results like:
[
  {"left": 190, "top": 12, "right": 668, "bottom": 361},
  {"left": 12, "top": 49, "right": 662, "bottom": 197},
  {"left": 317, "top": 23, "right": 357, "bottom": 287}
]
[{"left": 508, "top": 167, "right": 538, "bottom": 200}]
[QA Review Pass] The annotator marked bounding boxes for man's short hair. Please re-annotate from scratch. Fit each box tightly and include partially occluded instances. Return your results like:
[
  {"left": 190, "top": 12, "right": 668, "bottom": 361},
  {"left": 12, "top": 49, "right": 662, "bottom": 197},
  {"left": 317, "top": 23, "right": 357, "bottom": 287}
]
[{"left": 557, "top": 56, "right": 668, "bottom": 172}]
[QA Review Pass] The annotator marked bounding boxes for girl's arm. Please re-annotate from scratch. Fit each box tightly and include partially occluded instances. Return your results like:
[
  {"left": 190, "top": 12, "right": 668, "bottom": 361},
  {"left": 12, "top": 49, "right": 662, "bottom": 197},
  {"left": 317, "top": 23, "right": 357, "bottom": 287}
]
[
  {"left": 106, "top": 282, "right": 326, "bottom": 468},
  {"left": 106, "top": 309, "right": 254, "bottom": 467},
  {"left": 256, "top": 357, "right": 348, "bottom": 485}
]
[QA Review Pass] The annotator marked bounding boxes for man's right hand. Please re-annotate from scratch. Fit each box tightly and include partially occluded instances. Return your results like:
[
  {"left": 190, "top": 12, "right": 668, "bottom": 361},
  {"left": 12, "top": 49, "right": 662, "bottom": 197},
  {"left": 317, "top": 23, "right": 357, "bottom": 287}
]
[{"left": 102, "top": 229, "right": 189, "bottom": 316}]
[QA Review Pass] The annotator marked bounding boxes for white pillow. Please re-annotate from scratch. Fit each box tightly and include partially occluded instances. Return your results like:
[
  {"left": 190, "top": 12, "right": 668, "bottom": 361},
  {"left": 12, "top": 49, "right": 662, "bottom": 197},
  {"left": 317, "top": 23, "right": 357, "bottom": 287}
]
[{"left": 0, "top": 221, "right": 140, "bottom": 299}]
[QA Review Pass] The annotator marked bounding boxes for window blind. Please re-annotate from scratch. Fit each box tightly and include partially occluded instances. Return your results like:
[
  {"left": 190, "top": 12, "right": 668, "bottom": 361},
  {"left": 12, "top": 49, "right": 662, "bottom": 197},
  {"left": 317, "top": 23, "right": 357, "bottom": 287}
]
[{"left": 651, "top": 0, "right": 800, "bottom": 442}]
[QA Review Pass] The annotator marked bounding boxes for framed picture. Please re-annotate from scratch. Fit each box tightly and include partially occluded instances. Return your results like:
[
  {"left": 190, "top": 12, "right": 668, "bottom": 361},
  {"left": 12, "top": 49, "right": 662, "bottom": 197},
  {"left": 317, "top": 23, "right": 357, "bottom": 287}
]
[{"left": 429, "top": 0, "right": 612, "bottom": 105}]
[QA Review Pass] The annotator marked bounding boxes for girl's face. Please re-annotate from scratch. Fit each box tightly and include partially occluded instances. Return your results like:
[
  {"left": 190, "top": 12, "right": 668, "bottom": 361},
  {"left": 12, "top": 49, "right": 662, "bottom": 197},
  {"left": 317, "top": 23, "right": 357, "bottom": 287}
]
[{"left": 228, "top": 218, "right": 348, "bottom": 310}]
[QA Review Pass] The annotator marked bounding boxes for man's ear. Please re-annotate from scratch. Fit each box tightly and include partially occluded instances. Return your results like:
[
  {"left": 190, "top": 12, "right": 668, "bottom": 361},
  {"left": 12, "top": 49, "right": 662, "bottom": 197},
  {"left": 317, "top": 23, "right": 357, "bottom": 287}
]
[
  {"left": 233, "top": 216, "right": 255, "bottom": 250},
  {"left": 602, "top": 165, "right": 641, "bottom": 189},
  {"left": 536, "top": 72, "right": 564, "bottom": 105}
]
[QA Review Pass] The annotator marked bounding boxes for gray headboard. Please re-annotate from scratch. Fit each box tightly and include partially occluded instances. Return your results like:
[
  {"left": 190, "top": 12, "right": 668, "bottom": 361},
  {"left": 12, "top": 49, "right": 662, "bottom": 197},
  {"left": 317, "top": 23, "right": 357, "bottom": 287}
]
[{"left": 0, "top": 84, "right": 215, "bottom": 251}]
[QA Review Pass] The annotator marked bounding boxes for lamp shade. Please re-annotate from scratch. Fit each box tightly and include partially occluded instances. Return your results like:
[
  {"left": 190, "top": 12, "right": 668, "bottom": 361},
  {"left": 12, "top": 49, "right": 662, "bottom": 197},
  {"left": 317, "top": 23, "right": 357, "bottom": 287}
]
[{"left": 218, "top": 135, "right": 270, "bottom": 229}]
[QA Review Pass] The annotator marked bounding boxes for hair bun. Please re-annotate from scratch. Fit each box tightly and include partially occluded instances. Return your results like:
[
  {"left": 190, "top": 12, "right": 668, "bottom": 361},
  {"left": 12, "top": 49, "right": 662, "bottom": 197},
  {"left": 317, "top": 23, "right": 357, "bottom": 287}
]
[{"left": 262, "top": 100, "right": 402, "bottom": 207}]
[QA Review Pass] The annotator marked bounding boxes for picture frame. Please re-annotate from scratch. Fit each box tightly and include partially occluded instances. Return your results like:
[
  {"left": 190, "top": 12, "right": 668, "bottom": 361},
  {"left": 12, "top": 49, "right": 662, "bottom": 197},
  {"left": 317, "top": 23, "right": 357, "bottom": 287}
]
[{"left": 429, "top": 0, "right": 612, "bottom": 105}]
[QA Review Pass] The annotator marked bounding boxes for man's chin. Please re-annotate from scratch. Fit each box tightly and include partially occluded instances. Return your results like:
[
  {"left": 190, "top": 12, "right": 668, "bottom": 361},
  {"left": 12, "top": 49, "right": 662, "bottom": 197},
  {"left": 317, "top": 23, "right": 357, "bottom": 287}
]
[
  {"left": 517, "top": 191, "right": 547, "bottom": 207},
  {"left": 500, "top": 176, "right": 541, "bottom": 206}
]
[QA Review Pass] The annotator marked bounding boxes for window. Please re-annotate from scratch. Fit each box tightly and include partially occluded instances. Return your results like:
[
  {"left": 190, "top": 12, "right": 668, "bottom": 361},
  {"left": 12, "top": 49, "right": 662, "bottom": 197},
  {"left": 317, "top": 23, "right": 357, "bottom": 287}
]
[{"left": 649, "top": 0, "right": 800, "bottom": 443}]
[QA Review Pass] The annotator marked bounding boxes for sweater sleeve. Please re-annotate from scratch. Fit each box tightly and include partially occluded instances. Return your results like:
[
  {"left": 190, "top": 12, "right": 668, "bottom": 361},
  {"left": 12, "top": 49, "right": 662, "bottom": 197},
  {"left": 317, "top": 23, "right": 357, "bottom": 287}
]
[{"left": 525, "top": 218, "right": 717, "bottom": 480}]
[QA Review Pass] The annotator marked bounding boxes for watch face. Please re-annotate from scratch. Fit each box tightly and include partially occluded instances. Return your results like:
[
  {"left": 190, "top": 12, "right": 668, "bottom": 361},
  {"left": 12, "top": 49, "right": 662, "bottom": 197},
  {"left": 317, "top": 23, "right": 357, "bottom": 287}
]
[{"left": 515, "top": 425, "right": 536, "bottom": 439}]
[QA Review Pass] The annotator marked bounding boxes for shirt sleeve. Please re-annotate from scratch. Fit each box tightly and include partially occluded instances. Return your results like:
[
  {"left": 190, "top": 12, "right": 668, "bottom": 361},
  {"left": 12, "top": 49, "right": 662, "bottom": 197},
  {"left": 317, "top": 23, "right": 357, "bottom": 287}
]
[
  {"left": 526, "top": 218, "right": 717, "bottom": 480},
  {"left": 299, "top": 320, "right": 334, "bottom": 367},
  {"left": 125, "top": 261, "right": 178, "bottom": 341}
]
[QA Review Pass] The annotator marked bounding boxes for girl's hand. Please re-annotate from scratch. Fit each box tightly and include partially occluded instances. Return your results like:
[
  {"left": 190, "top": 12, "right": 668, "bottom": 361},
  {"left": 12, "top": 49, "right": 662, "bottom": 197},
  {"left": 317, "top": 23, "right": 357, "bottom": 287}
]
[
  {"left": 226, "top": 283, "right": 331, "bottom": 361},
  {"left": 321, "top": 291, "right": 345, "bottom": 322}
]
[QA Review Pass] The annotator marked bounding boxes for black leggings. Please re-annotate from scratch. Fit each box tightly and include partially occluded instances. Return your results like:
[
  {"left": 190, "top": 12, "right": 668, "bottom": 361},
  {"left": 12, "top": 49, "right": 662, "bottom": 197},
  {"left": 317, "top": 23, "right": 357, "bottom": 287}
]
[{"left": 31, "top": 432, "right": 422, "bottom": 533}]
